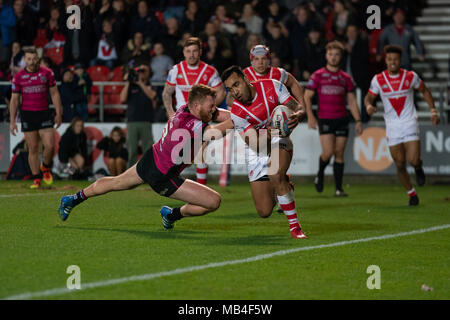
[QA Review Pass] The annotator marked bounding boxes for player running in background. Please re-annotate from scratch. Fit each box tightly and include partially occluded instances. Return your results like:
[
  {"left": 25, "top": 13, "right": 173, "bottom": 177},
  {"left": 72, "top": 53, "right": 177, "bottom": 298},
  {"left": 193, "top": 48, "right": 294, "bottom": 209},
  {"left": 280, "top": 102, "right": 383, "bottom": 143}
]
[
  {"left": 216, "top": 66, "right": 307, "bottom": 239},
  {"left": 162, "top": 37, "right": 226, "bottom": 185},
  {"left": 304, "top": 41, "right": 363, "bottom": 197},
  {"left": 364, "top": 45, "right": 440, "bottom": 206},
  {"left": 9, "top": 47, "right": 63, "bottom": 189},
  {"left": 58, "top": 85, "right": 230, "bottom": 228}
]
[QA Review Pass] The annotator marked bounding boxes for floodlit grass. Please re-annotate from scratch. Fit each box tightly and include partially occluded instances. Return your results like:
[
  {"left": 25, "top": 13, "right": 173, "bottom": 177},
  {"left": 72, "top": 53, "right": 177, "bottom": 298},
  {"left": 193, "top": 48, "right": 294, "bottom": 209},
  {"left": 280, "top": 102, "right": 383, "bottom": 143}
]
[{"left": 0, "top": 179, "right": 449, "bottom": 299}]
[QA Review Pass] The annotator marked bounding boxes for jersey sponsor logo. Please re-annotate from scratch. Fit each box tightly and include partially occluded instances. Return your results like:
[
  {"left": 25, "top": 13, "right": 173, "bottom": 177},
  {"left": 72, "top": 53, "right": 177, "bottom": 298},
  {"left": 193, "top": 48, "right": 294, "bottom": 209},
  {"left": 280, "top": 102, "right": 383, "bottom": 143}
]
[
  {"left": 21, "top": 74, "right": 30, "bottom": 79},
  {"left": 322, "top": 73, "right": 330, "bottom": 77},
  {"left": 30, "top": 76, "right": 37, "bottom": 80},
  {"left": 353, "top": 127, "right": 393, "bottom": 172},
  {"left": 177, "top": 74, "right": 183, "bottom": 79}
]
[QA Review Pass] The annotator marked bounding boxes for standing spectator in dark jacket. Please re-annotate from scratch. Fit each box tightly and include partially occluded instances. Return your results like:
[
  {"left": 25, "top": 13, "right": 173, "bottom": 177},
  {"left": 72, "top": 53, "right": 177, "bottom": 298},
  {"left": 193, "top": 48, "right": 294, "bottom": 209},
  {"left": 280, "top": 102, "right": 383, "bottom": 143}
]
[
  {"left": 287, "top": 5, "right": 312, "bottom": 73},
  {"left": 157, "top": 16, "right": 181, "bottom": 62},
  {"left": 59, "top": 68, "right": 76, "bottom": 122},
  {"left": 96, "top": 126, "right": 128, "bottom": 176},
  {"left": 95, "top": 0, "right": 129, "bottom": 53},
  {"left": 0, "top": 0, "right": 17, "bottom": 64},
  {"left": 343, "top": 24, "right": 370, "bottom": 122},
  {"left": 129, "top": 0, "right": 160, "bottom": 45},
  {"left": 299, "top": 26, "right": 326, "bottom": 81},
  {"left": 263, "top": 0, "right": 290, "bottom": 39},
  {"left": 180, "top": 0, "right": 205, "bottom": 36},
  {"left": 64, "top": 0, "right": 96, "bottom": 67},
  {"left": 58, "top": 117, "right": 88, "bottom": 176},
  {"left": 377, "top": 8, "right": 425, "bottom": 69},
  {"left": 12, "top": 0, "right": 37, "bottom": 46},
  {"left": 266, "top": 23, "right": 290, "bottom": 69},
  {"left": 73, "top": 63, "right": 92, "bottom": 122}
]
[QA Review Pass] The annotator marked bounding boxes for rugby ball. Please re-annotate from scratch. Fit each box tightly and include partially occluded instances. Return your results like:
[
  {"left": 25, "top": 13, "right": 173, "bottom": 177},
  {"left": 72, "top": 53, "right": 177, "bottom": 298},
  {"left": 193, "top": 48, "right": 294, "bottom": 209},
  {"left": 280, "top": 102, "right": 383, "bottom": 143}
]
[{"left": 270, "top": 105, "right": 292, "bottom": 137}]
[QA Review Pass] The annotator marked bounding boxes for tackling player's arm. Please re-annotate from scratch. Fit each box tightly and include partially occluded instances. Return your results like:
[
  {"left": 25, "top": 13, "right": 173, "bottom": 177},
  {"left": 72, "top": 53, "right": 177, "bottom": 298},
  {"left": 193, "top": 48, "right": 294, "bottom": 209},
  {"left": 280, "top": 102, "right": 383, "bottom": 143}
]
[
  {"left": 49, "top": 85, "right": 62, "bottom": 129},
  {"left": 417, "top": 82, "right": 440, "bottom": 125},
  {"left": 9, "top": 92, "right": 20, "bottom": 136},
  {"left": 162, "top": 83, "right": 176, "bottom": 118},
  {"left": 204, "top": 109, "right": 233, "bottom": 139},
  {"left": 303, "top": 88, "right": 317, "bottom": 129},
  {"left": 347, "top": 91, "right": 363, "bottom": 135}
]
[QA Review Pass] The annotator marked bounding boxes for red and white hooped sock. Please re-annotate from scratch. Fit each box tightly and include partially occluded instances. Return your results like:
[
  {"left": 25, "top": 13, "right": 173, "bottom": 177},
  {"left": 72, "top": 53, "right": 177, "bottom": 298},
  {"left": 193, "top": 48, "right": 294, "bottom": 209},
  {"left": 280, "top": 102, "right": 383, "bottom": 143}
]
[
  {"left": 407, "top": 188, "right": 417, "bottom": 197},
  {"left": 277, "top": 190, "right": 301, "bottom": 231},
  {"left": 196, "top": 163, "right": 208, "bottom": 185}
]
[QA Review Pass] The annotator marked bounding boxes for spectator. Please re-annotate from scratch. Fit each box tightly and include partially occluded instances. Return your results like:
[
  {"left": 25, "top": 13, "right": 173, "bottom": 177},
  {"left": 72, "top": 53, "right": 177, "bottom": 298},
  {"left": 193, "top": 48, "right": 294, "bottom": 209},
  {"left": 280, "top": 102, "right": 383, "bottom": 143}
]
[
  {"left": 0, "top": 0, "right": 17, "bottom": 64},
  {"left": 150, "top": 42, "right": 174, "bottom": 83},
  {"left": 211, "top": 4, "right": 237, "bottom": 34},
  {"left": 266, "top": 23, "right": 290, "bottom": 68},
  {"left": 120, "top": 64, "right": 157, "bottom": 167},
  {"left": 10, "top": 41, "right": 25, "bottom": 77},
  {"left": 263, "top": 0, "right": 290, "bottom": 40},
  {"left": 287, "top": 5, "right": 312, "bottom": 68},
  {"left": 239, "top": 3, "right": 263, "bottom": 36},
  {"left": 91, "top": 18, "right": 119, "bottom": 69},
  {"left": 299, "top": 26, "right": 326, "bottom": 81},
  {"left": 240, "top": 33, "right": 263, "bottom": 68},
  {"left": 129, "top": 0, "right": 160, "bottom": 45},
  {"left": 73, "top": 63, "right": 92, "bottom": 122},
  {"left": 233, "top": 22, "right": 249, "bottom": 68},
  {"left": 224, "top": 0, "right": 243, "bottom": 21},
  {"left": 199, "top": 20, "right": 234, "bottom": 64},
  {"left": 13, "top": 0, "right": 37, "bottom": 46},
  {"left": 377, "top": 8, "right": 425, "bottom": 69},
  {"left": 157, "top": 16, "right": 181, "bottom": 62},
  {"left": 63, "top": 0, "right": 96, "bottom": 67},
  {"left": 96, "top": 126, "right": 128, "bottom": 176},
  {"left": 203, "top": 34, "right": 231, "bottom": 74},
  {"left": 121, "top": 31, "right": 151, "bottom": 66},
  {"left": 58, "top": 117, "right": 88, "bottom": 178},
  {"left": 59, "top": 68, "right": 76, "bottom": 122},
  {"left": 343, "top": 24, "right": 370, "bottom": 122},
  {"left": 331, "top": 0, "right": 356, "bottom": 42},
  {"left": 175, "top": 31, "right": 193, "bottom": 62},
  {"left": 180, "top": 0, "right": 205, "bottom": 36},
  {"left": 43, "top": 6, "right": 66, "bottom": 66}
]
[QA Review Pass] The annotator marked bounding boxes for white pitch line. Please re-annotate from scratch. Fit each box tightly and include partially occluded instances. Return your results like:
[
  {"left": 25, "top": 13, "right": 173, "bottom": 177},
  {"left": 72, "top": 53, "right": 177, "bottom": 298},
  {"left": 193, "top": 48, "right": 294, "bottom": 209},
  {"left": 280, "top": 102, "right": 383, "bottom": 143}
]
[
  {"left": 0, "top": 191, "right": 66, "bottom": 198},
  {"left": 3, "top": 224, "right": 450, "bottom": 300}
]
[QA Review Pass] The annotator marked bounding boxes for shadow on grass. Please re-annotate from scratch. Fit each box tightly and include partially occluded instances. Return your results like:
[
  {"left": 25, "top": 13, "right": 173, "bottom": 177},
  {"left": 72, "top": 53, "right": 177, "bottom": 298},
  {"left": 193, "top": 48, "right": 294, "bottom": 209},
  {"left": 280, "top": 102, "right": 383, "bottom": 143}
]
[{"left": 55, "top": 225, "right": 209, "bottom": 240}]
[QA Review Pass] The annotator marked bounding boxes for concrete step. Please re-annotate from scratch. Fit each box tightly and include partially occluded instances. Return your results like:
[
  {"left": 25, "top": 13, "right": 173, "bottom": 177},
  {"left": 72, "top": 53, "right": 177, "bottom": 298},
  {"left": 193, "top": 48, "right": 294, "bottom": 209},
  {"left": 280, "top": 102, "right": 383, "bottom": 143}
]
[
  {"left": 415, "top": 25, "right": 450, "bottom": 33},
  {"left": 423, "top": 7, "right": 450, "bottom": 15},
  {"left": 420, "top": 71, "right": 448, "bottom": 80},
  {"left": 412, "top": 53, "right": 449, "bottom": 61},
  {"left": 420, "top": 34, "right": 450, "bottom": 41},
  {"left": 413, "top": 61, "right": 448, "bottom": 70},
  {"left": 427, "top": 0, "right": 450, "bottom": 5},
  {"left": 417, "top": 16, "right": 450, "bottom": 23}
]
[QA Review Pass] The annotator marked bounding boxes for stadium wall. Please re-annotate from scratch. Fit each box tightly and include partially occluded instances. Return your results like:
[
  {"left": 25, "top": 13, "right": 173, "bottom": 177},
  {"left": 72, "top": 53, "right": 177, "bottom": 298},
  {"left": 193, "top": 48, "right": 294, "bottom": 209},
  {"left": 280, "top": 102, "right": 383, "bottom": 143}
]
[{"left": 1, "top": 123, "right": 450, "bottom": 176}]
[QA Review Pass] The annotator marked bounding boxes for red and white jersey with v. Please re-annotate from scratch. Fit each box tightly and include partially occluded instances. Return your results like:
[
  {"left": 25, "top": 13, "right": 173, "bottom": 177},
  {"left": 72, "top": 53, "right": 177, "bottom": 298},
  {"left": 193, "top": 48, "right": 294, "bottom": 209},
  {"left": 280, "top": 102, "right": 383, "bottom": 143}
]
[
  {"left": 166, "top": 61, "right": 222, "bottom": 110},
  {"left": 368, "top": 69, "right": 423, "bottom": 125},
  {"left": 231, "top": 79, "right": 292, "bottom": 133},
  {"left": 243, "top": 66, "right": 288, "bottom": 84}
]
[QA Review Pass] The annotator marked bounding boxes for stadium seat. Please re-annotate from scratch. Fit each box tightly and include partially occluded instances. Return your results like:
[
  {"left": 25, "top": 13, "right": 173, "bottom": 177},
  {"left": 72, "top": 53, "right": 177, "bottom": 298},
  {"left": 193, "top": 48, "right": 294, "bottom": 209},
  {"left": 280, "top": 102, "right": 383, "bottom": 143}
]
[
  {"left": 111, "top": 66, "right": 124, "bottom": 81},
  {"left": 45, "top": 47, "right": 64, "bottom": 66},
  {"left": 104, "top": 84, "right": 125, "bottom": 115},
  {"left": 87, "top": 65, "right": 111, "bottom": 81}
]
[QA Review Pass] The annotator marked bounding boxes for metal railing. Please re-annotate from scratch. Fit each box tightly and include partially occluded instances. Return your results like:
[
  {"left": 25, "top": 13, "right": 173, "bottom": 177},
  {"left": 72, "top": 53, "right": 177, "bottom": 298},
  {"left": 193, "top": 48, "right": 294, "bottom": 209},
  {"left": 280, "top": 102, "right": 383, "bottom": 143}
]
[{"left": 1, "top": 80, "right": 448, "bottom": 123}]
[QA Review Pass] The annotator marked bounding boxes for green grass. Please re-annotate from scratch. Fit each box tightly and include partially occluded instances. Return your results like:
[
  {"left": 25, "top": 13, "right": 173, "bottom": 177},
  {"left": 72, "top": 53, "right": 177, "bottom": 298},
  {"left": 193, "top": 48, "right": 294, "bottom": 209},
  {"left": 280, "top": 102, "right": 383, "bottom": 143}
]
[{"left": 0, "top": 179, "right": 449, "bottom": 300}]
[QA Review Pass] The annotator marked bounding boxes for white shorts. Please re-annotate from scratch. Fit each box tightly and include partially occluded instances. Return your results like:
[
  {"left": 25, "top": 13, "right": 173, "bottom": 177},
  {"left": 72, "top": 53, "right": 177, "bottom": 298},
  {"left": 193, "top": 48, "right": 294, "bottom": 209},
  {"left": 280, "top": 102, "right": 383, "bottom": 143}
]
[
  {"left": 386, "top": 120, "right": 420, "bottom": 147},
  {"left": 246, "top": 137, "right": 293, "bottom": 182}
]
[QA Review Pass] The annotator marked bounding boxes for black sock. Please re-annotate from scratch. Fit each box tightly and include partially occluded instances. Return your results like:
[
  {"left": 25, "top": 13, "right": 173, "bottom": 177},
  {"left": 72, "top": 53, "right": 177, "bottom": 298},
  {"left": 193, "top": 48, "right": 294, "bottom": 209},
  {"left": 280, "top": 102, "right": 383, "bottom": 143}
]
[
  {"left": 72, "top": 190, "right": 87, "bottom": 206},
  {"left": 32, "top": 174, "right": 42, "bottom": 180},
  {"left": 414, "top": 160, "right": 423, "bottom": 171},
  {"left": 318, "top": 157, "right": 329, "bottom": 176},
  {"left": 333, "top": 162, "right": 344, "bottom": 191},
  {"left": 43, "top": 161, "right": 53, "bottom": 170},
  {"left": 168, "top": 207, "right": 183, "bottom": 222}
]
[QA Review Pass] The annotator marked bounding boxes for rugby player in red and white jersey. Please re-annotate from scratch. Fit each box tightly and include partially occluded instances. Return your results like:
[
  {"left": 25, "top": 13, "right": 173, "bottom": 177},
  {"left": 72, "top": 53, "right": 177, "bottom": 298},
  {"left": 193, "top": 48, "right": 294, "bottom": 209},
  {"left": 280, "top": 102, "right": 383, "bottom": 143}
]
[
  {"left": 304, "top": 41, "right": 363, "bottom": 197},
  {"left": 242, "top": 44, "right": 306, "bottom": 107},
  {"left": 214, "top": 65, "right": 307, "bottom": 239},
  {"left": 58, "top": 85, "right": 231, "bottom": 228},
  {"left": 162, "top": 37, "right": 226, "bottom": 185},
  {"left": 9, "top": 47, "right": 63, "bottom": 189},
  {"left": 364, "top": 45, "right": 440, "bottom": 206}
]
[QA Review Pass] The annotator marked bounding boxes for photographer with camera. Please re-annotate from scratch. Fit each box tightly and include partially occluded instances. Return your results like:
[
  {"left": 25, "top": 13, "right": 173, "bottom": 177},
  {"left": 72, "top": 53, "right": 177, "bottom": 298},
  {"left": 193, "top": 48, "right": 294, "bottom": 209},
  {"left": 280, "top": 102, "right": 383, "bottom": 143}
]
[{"left": 120, "top": 64, "right": 157, "bottom": 167}]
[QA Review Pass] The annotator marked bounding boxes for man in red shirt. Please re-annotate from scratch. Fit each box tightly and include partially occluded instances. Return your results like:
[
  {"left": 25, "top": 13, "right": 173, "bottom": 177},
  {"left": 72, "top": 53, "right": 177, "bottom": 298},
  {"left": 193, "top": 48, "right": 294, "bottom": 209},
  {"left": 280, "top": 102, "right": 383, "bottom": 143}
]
[
  {"left": 304, "top": 41, "right": 363, "bottom": 197},
  {"left": 9, "top": 47, "right": 63, "bottom": 188}
]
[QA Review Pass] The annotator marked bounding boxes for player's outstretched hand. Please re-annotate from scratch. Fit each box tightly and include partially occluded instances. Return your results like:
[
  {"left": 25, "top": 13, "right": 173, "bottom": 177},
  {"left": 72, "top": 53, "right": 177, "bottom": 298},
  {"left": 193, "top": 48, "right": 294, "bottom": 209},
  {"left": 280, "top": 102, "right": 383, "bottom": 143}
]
[
  {"left": 355, "top": 121, "right": 363, "bottom": 136},
  {"left": 307, "top": 114, "right": 317, "bottom": 130},
  {"left": 288, "top": 110, "right": 305, "bottom": 130},
  {"left": 54, "top": 113, "right": 62, "bottom": 129},
  {"left": 431, "top": 114, "right": 440, "bottom": 125},
  {"left": 10, "top": 121, "right": 18, "bottom": 136},
  {"left": 366, "top": 104, "right": 377, "bottom": 116}
]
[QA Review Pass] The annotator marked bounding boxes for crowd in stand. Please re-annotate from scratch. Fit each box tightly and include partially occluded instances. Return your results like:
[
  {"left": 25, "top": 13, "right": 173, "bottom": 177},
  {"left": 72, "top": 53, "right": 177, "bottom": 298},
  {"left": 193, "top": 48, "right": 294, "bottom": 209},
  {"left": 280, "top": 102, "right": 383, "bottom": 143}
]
[{"left": 0, "top": 0, "right": 427, "bottom": 123}]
